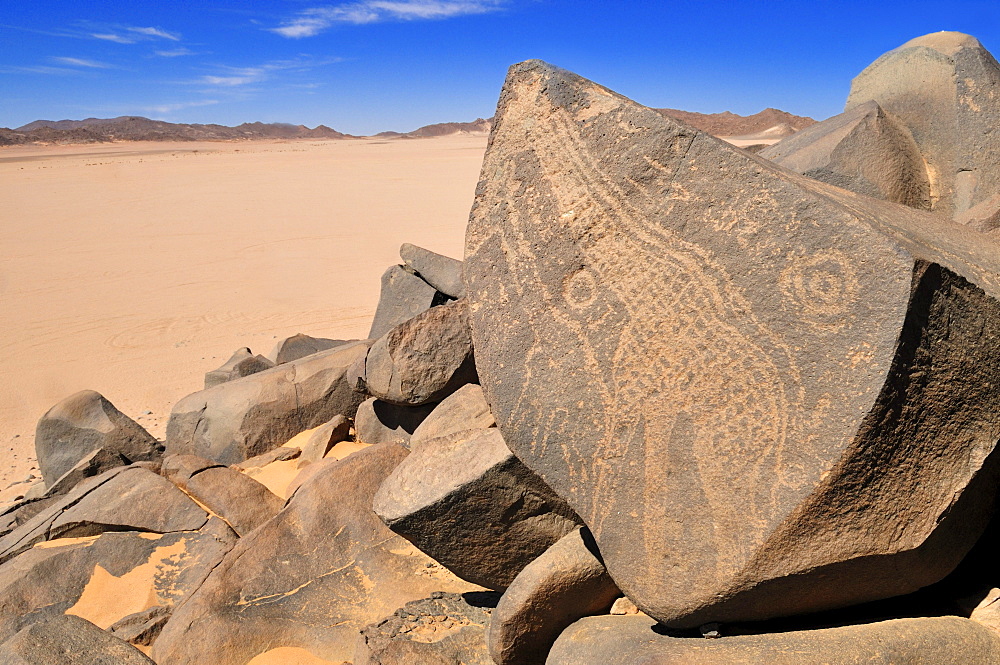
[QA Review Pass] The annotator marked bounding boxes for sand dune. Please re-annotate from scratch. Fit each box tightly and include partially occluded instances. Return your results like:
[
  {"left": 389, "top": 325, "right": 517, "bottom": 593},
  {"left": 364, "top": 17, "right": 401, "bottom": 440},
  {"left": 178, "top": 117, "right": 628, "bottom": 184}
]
[{"left": 0, "top": 136, "right": 487, "bottom": 501}]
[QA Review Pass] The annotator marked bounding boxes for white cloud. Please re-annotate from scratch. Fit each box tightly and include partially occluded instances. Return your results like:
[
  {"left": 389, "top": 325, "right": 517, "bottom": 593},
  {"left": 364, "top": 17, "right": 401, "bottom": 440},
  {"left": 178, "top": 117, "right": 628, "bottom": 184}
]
[
  {"left": 141, "top": 99, "right": 220, "bottom": 114},
  {"left": 92, "top": 32, "right": 135, "bottom": 43},
  {"left": 128, "top": 26, "right": 181, "bottom": 41},
  {"left": 272, "top": 0, "right": 503, "bottom": 38},
  {"left": 156, "top": 47, "right": 195, "bottom": 57},
  {"left": 196, "top": 57, "right": 343, "bottom": 88},
  {"left": 51, "top": 56, "right": 113, "bottom": 69}
]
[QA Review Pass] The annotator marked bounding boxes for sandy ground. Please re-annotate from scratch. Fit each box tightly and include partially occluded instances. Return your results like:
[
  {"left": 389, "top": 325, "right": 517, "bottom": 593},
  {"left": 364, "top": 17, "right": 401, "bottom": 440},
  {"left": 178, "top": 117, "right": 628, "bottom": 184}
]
[{"left": 0, "top": 135, "right": 487, "bottom": 501}]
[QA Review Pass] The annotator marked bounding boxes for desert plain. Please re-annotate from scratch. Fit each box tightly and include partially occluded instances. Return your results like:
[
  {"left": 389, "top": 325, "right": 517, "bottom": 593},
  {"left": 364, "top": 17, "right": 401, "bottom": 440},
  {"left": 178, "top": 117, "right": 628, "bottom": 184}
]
[{"left": 0, "top": 134, "right": 488, "bottom": 503}]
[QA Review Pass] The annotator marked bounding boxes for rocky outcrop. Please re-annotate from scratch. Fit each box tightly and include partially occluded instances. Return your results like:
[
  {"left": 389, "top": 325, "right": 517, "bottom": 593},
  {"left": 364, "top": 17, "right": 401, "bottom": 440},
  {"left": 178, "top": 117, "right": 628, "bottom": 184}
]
[
  {"left": 399, "top": 243, "right": 465, "bottom": 299},
  {"left": 0, "top": 614, "right": 157, "bottom": 664},
  {"left": 204, "top": 347, "right": 274, "bottom": 389},
  {"left": 368, "top": 265, "right": 440, "bottom": 339},
  {"left": 267, "top": 333, "right": 345, "bottom": 365}
]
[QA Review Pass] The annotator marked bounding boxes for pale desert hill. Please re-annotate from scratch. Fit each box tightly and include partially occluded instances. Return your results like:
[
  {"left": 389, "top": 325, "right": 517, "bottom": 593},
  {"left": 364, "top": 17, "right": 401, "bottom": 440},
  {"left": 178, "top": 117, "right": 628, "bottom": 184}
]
[{"left": 656, "top": 107, "right": 816, "bottom": 137}]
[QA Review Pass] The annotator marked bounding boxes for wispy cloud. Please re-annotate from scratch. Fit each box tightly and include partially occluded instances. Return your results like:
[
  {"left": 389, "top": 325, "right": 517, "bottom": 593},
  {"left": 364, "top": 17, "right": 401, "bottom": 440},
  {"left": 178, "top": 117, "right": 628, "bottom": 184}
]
[
  {"left": 272, "top": 0, "right": 504, "bottom": 38},
  {"left": 141, "top": 99, "right": 220, "bottom": 115},
  {"left": 0, "top": 65, "right": 80, "bottom": 76},
  {"left": 90, "top": 25, "right": 181, "bottom": 44},
  {"left": 92, "top": 32, "right": 135, "bottom": 43},
  {"left": 128, "top": 26, "right": 181, "bottom": 41},
  {"left": 51, "top": 56, "right": 113, "bottom": 69},
  {"left": 155, "top": 47, "right": 195, "bottom": 57},
  {"left": 196, "top": 56, "right": 343, "bottom": 88}
]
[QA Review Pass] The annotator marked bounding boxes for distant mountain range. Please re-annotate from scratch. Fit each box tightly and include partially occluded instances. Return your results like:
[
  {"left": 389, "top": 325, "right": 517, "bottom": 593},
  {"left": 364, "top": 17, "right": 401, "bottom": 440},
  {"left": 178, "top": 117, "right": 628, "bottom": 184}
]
[{"left": 0, "top": 109, "right": 814, "bottom": 147}]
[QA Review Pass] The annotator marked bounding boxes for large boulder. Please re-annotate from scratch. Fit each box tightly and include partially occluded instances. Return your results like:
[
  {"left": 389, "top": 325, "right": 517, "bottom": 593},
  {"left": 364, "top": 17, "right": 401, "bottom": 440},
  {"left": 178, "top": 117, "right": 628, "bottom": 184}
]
[
  {"left": 35, "top": 390, "right": 162, "bottom": 488},
  {"left": 369, "top": 265, "right": 440, "bottom": 339},
  {"left": 400, "top": 243, "right": 465, "bottom": 299},
  {"left": 151, "top": 444, "right": 480, "bottom": 665},
  {"left": 409, "top": 383, "right": 495, "bottom": 448},
  {"left": 360, "top": 299, "right": 478, "bottom": 406},
  {"left": 166, "top": 340, "right": 370, "bottom": 465},
  {"left": 267, "top": 333, "right": 346, "bottom": 365},
  {"left": 204, "top": 347, "right": 274, "bottom": 389},
  {"left": 547, "top": 615, "right": 1000, "bottom": 665},
  {"left": 845, "top": 32, "right": 1000, "bottom": 228},
  {"left": 464, "top": 60, "right": 1000, "bottom": 627},
  {"left": 355, "top": 397, "right": 437, "bottom": 447},
  {"left": 374, "top": 428, "right": 581, "bottom": 589},
  {"left": 760, "top": 100, "right": 930, "bottom": 209},
  {"left": 0, "top": 614, "right": 156, "bottom": 664}
]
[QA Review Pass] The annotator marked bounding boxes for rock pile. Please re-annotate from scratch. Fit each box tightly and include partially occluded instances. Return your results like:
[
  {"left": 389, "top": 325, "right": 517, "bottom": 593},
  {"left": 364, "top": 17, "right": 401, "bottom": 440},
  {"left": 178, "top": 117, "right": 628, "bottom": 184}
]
[{"left": 5, "top": 30, "right": 1000, "bottom": 665}]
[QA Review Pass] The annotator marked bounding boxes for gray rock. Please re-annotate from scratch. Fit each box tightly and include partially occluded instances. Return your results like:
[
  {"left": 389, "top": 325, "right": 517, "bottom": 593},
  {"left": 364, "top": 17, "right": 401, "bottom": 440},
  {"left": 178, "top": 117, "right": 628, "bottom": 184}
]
[
  {"left": 35, "top": 390, "right": 162, "bottom": 489},
  {"left": 368, "top": 265, "right": 440, "bottom": 339},
  {"left": 40, "top": 447, "right": 130, "bottom": 498},
  {"left": 233, "top": 446, "right": 301, "bottom": 471},
  {"left": 400, "top": 243, "right": 465, "bottom": 299},
  {"left": 374, "top": 428, "right": 581, "bottom": 590},
  {"left": 0, "top": 614, "right": 156, "bottom": 664},
  {"left": 488, "top": 527, "right": 621, "bottom": 664},
  {"left": 410, "top": 383, "right": 495, "bottom": 448},
  {"left": 355, "top": 397, "right": 437, "bottom": 447},
  {"left": 151, "top": 444, "right": 480, "bottom": 665},
  {"left": 267, "top": 333, "right": 346, "bottom": 365},
  {"left": 465, "top": 60, "right": 1000, "bottom": 627},
  {"left": 204, "top": 347, "right": 274, "bottom": 389},
  {"left": 548, "top": 615, "right": 1000, "bottom": 665},
  {"left": 297, "top": 414, "right": 352, "bottom": 463},
  {"left": 108, "top": 606, "right": 172, "bottom": 647},
  {"left": 761, "top": 100, "right": 930, "bottom": 209},
  {"left": 356, "top": 591, "right": 500, "bottom": 665},
  {"left": 361, "top": 299, "right": 477, "bottom": 406},
  {"left": 166, "top": 340, "right": 370, "bottom": 465}
]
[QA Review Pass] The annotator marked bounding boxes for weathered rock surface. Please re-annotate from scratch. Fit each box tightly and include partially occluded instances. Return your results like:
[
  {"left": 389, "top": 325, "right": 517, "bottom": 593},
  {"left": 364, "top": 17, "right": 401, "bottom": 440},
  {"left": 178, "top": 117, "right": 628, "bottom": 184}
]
[
  {"left": 355, "top": 397, "right": 437, "bottom": 446},
  {"left": 361, "top": 299, "right": 477, "bottom": 406},
  {"left": 465, "top": 60, "right": 1000, "bottom": 627},
  {"left": 296, "top": 414, "right": 352, "bottom": 463},
  {"left": 548, "top": 615, "right": 1000, "bottom": 664},
  {"left": 162, "top": 454, "right": 283, "bottom": 537},
  {"left": 204, "top": 347, "right": 274, "bottom": 389},
  {"left": 35, "top": 390, "right": 162, "bottom": 488},
  {"left": 400, "top": 242, "right": 465, "bottom": 299},
  {"left": 374, "top": 427, "right": 580, "bottom": 589},
  {"left": 40, "top": 447, "right": 130, "bottom": 499},
  {"left": 761, "top": 100, "right": 930, "bottom": 209},
  {"left": 0, "top": 465, "right": 208, "bottom": 563},
  {"left": 369, "top": 264, "right": 441, "bottom": 339},
  {"left": 356, "top": 591, "right": 499, "bottom": 665},
  {"left": 846, "top": 32, "right": 1000, "bottom": 227},
  {"left": 151, "top": 444, "right": 480, "bottom": 665},
  {"left": 0, "top": 614, "right": 157, "bottom": 664},
  {"left": 488, "top": 527, "right": 620, "bottom": 664},
  {"left": 267, "top": 333, "right": 346, "bottom": 365},
  {"left": 166, "top": 340, "right": 370, "bottom": 465},
  {"left": 108, "top": 605, "right": 172, "bottom": 647},
  {"left": 0, "top": 524, "right": 235, "bottom": 643},
  {"left": 410, "top": 383, "right": 495, "bottom": 448}
]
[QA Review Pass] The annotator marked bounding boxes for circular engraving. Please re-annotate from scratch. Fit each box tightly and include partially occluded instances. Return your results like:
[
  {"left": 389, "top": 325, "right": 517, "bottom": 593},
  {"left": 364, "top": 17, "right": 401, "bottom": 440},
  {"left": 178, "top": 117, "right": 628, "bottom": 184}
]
[
  {"left": 563, "top": 268, "right": 598, "bottom": 309},
  {"left": 780, "top": 251, "right": 860, "bottom": 329}
]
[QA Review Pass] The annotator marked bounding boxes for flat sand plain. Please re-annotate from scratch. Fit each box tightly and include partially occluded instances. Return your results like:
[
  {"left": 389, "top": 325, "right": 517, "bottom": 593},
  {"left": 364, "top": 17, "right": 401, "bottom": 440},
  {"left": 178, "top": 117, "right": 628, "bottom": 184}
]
[{"left": 0, "top": 135, "right": 487, "bottom": 501}]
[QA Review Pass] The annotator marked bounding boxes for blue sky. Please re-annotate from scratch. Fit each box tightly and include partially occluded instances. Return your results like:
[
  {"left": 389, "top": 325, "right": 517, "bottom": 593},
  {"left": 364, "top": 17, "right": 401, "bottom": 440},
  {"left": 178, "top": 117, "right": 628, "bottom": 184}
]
[{"left": 2, "top": 1, "right": 1000, "bottom": 135}]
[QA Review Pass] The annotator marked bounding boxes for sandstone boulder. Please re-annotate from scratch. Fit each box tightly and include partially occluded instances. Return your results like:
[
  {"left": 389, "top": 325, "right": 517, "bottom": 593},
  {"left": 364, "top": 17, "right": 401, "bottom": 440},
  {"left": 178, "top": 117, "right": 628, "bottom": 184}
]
[
  {"left": 295, "top": 414, "right": 352, "bottom": 463},
  {"left": 760, "top": 100, "right": 930, "bottom": 209},
  {"left": 465, "top": 60, "right": 1000, "bottom": 627},
  {"left": 205, "top": 347, "right": 274, "bottom": 389},
  {"left": 374, "top": 427, "right": 581, "bottom": 589},
  {"left": 40, "top": 447, "right": 130, "bottom": 498},
  {"left": 0, "top": 614, "right": 156, "bottom": 664},
  {"left": 151, "top": 444, "right": 479, "bottom": 665},
  {"left": 267, "top": 333, "right": 346, "bottom": 365},
  {"left": 409, "top": 383, "right": 495, "bottom": 448},
  {"left": 35, "top": 390, "right": 162, "bottom": 488},
  {"left": 166, "top": 340, "right": 369, "bottom": 465},
  {"left": 488, "top": 527, "right": 620, "bottom": 664},
  {"left": 400, "top": 242, "right": 465, "bottom": 299},
  {"left": 548, "top": 615, "right": 1000, "bottom": 665},
  {"left": 355, "top": 397, "right": 437, "bottom": 446},
  {"left": 360, "top": 299, "right": 477, "bottom": 406},
  {"left": 369, "top": 265, "right": 441, "bottom": 339}
]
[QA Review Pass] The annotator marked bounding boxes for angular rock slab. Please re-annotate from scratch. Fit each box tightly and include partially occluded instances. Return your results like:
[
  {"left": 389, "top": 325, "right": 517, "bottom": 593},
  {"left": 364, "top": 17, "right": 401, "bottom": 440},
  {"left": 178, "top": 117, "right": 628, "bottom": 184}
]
[
  {"left": 205, "top": 347, "right": 274, "bottom": 389},
  {"left": 374, "top": 428, "right": 581, "bottom": 589},
  {"left": 400, "top": 242, "right": 465, "bottom": 299},
  {"left": 410, "top": 383, "right": 495, "bottom": 448},
  {"left": 761, "top": 100, "right": 930, "bottom": 209},
  {"left": 151, "top": 444, "right": 480, "bottom": 665},
  {"left": 166, "top": 340, "right": 369, "bottom": 465},
  {"left": 355, "top": 397, "right": 437, "bottom": 447},
  {"left": 35, "top": 390, "right": 162, "bottom": 488},
  {"left": 548, "top": 615, "right": 1000, "bottom": 665},
  {"left": 0, "top": 614, "right": 156, "bottom": 665},
  {"left": 267, "top": 333, "right": 346, "bottom": 365},
  {"left": 465, "top": 60, "right": 1000, "bottom": 626},
  {"left": 846, "top": 32, "right": 1000, "bottom": 226},
  {"left": 369, "top": 265, "right": 440, "bottom": 339}
]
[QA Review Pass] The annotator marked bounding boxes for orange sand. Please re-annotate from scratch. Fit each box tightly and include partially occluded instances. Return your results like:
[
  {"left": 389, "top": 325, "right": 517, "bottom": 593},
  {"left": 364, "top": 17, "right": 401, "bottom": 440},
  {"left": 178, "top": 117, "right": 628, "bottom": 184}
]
[{"left": 0, "top": 136, "right": 487, "bottom": 502}]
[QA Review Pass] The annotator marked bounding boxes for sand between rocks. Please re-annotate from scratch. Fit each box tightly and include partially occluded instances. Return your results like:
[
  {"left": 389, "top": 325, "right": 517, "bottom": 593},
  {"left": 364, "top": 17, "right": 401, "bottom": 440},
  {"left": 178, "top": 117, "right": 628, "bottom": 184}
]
[{"left": 0, "top": 136, "right": 487, "bottom": 501}]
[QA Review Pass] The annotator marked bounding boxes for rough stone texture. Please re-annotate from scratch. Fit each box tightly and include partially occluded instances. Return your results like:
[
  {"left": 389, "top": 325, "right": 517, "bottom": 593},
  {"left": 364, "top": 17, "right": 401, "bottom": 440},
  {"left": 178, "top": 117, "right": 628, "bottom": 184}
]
[
  {"left": 0, "top": 614, "right": 157, "bottom": 664},
  {"left": 368, "top": 265, "right": 440, "bottom": 339},
  {"left": 234, "top": 446, "right": 301, "bottom": 471},
  {"left": 465, "top": 60, "right": 1000, "bottom": 627},
  {"left": 40, "top": 447, "right": 130, "bottom": 498},
  {"left": 0, "top": 524, "right": 235, "bottom": 643},
  {"left": 846, "top": 32, "right": 1000, "bottom": 228},
  {"left": 205, "top": 347, "right": 274, "bottom": 389},
  {"left": 297, "top": 414, "right": 352, "bottom": 463},
  {"left": 166, "top": 341, "right": 370, "bottom": 465},
  {"left": 548, "top": 615, "right": 1000, "bottom": 665},
  {"left": 162, "top": 454, "right": 283, "bottom": 537},
  {"left": 761, "top": 100, "right": 930, "bottom": 209},
  {"left": 267, "top": 333, "right": 346, "bottom": 365},
  {"left": 374, "top": 427, "right": 581, "bottom": 589},
  {"left": 35, "top": 390, "right": 163, "bottom": 489},
  {"left": 108, "top": 606, "right": 172, "bottom": 647},
  {"left": 0, "top": 465, "right": 208, "bottom": 564},
  {"left": 355, "top": 397, "right": 437, "bottom": 446},
  {"left": 488, "top": 527, "right": 620, "bottom": 664},
  {"left": 410, "top": 383, "right": 495, "bottom": 448},
  {"left": 151, "top": 444, "right": 480, "bottom": 665},
  {"left": 355, "top": 591, "right": 499, "bottom": 665},
  {"left": 361, "top": 299, "right": 478, "bottom": 406},
  {"left": 400, "top": 242, "right": 465, "bottom": 299}
]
